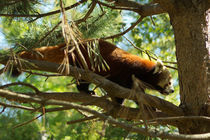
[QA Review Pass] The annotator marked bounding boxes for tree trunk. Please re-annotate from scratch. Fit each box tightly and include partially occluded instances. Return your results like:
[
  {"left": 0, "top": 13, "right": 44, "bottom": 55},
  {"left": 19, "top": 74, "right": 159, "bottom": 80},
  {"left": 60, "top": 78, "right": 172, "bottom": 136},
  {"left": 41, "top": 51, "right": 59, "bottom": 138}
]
[
  {"left": 207, "top": 10, "right": 210, "bottom": 96},
  {"left": 169, "top": 1, "right": 209, "bottom": 134}
]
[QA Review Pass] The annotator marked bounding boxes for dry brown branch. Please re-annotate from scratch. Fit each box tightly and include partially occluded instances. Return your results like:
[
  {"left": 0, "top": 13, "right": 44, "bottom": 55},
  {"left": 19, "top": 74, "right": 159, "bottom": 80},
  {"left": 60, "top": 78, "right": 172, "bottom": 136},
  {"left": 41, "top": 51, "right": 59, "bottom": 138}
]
[{"left": 60, "top": 1, "right": 87, "bottom": 74}]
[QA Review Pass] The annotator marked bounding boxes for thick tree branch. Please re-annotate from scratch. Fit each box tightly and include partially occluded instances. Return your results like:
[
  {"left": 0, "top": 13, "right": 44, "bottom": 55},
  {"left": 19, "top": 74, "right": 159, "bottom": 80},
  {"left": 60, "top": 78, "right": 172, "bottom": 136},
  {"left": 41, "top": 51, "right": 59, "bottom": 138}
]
[
  {"left": 98, "top": 0, "right": 165, "bottom": 16},
  {"left": 0, "top": 89, "right": 169, "bottom": 122},
  {"left": 153, "top": 0, "right": 175, "bottom": 12},
  {"left": 0, "top": 89, "right": 209, "bottom": 139},
  {"left": 0, "top": 56, "right": 184, "bottom": 116}
]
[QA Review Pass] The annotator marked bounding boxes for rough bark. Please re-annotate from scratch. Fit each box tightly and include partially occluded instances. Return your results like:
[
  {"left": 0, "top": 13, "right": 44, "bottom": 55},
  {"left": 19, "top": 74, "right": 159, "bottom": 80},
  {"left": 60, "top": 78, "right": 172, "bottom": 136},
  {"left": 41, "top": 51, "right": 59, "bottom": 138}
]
[
  {"left": 166, "top": 0, "right": 209, "bottom": 134},
  {"left": 207, "top": 9, "right": 210, "bottom": 96}
]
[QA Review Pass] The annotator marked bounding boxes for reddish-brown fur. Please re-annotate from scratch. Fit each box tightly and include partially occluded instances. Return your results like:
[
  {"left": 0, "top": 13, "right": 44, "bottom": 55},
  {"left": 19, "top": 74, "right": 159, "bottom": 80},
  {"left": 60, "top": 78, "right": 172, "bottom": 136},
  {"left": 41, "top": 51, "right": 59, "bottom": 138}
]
[
  {"left": 17, "top": 39, "right": 167, "bottom": 103},
  {"left": 19, "top": 40, "right": 157, "bottom": 77}
]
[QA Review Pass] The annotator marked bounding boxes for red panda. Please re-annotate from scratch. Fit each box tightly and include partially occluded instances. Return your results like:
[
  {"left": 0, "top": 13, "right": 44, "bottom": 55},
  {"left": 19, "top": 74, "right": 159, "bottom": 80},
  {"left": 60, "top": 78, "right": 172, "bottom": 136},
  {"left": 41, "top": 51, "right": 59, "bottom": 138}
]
[{"left": 12, "top": 39, "right": 174, "bottom": 103}]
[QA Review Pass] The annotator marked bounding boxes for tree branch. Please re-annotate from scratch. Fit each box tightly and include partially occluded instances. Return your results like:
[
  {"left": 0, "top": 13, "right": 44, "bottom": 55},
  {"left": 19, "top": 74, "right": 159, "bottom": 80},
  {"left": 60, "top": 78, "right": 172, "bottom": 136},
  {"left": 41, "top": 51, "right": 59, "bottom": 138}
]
[
  {"left": 75, "top": 0, "right": 97, "bottom": 24},
  {"left": 13, "top": 114, "right": 43, "bottom": 128},
  {"left": 0, "top": 102, "right": 34, "bottom": 111},
  {"left": 102, "top": 16, "right": 144, "bottom": 39},
  {"left": 0, "top": 89, "right": 209, "bottom": 139},
  {"left": 0, "top": 0, "right": 87, "bottom": 18},
  {"left": 0, "top": 89, "right": 169, "bottom": 122},
  {"left": 0, "top": 82, "right": 41, "bottom": 94},
  {"left": 97, "top": 0, "right": 166, "bottom": 16},
  {"left": 153, "top": 0, "right": 175, "bottom": 12},
  {"left": 0, "top": 56, "right": 184, "bottom": 116}
]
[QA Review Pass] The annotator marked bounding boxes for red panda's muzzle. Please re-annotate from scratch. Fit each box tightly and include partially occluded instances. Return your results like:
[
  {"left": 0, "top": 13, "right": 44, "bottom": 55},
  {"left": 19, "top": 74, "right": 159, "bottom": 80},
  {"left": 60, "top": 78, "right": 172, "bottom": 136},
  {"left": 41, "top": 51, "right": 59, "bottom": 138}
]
[{"left": 156, "top": 85, "right": 174, "bottom": 95}]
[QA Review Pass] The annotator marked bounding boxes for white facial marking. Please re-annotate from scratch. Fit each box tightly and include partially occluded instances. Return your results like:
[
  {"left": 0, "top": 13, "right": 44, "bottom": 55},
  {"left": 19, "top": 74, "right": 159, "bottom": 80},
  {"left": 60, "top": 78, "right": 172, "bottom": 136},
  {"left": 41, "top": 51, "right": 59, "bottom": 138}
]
[
  {"left": 153, "top": 59, "right": 166, "bottom": 74},
  {"left": 164, "top": 79, "right": 174, "bottom": 94}
]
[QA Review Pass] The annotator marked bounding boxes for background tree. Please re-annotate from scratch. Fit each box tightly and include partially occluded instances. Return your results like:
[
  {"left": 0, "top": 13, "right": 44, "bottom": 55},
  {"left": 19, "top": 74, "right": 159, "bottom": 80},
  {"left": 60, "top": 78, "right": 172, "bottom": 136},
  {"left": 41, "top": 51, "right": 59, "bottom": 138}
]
[{"left": 0, "top": 0, "right": 209, "bottom": 139}]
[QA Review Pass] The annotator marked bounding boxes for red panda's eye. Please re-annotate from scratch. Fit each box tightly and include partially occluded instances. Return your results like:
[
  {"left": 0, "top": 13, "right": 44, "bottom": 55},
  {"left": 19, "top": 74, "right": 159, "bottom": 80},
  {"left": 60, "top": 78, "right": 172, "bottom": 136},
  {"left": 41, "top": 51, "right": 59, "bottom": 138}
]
[{"left": 169, "top": 82, "right": 171, "bottom": 85}]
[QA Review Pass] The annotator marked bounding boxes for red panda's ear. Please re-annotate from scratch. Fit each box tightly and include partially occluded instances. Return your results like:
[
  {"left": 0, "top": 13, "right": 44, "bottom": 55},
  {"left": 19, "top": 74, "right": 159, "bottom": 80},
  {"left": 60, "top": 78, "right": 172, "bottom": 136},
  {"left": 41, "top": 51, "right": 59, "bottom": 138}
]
[{"left": 153, "top": 59, "right": 166, "bottom": 74}]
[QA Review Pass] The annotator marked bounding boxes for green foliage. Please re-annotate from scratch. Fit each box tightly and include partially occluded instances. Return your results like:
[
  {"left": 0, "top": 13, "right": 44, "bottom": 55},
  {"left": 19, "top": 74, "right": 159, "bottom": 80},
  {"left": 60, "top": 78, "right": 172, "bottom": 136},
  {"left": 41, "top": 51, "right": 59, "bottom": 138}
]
[
  {"left": 2, "top": 18, "right": 63, "bottom": 51},
  {"left": 80, "top": 9, "right": 123, "bottom": 39},
  {"left": 1, "top": 2, "right": 123, "bottom": 53},
  {"left": 130, "top": 14, "right": 173, "bottom": 47},
  {"left": 0, "top": 110, "right": 40, "bottom": 140},
  {"left": 0, "top": 0, "right": 41, "bottom": 21}
]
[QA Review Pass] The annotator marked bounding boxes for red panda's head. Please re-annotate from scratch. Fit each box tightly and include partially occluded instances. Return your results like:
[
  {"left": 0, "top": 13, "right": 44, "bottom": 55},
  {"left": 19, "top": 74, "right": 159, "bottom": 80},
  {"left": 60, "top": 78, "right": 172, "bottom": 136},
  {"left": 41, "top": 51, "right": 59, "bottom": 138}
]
[{"left": 153, "top": 60, "right": 174, "bottom": 95}]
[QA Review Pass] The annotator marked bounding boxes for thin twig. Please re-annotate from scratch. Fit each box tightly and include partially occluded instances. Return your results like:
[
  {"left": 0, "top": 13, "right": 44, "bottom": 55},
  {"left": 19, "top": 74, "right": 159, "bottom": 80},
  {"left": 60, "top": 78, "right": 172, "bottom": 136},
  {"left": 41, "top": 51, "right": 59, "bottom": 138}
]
[
  {"left": 0, "top": 82, "right": 40, "bottom": 94},
  {"left": 67, "top": 116, "right": 98, "bottom": 124},
  {"left": 123, "top": 36, "right": 177, "bottom": 70},
  {"left": 0, "top": 0, "right": 87, "bottom": 18},
  {"left": 33, "top": 21, "right": 62, "bottom": 45},
  {"left": 13, "top": 114, "right": 43, "bottom": 128},
  {"left": 96, "top": 0, "right": 139, "bottom": 12},
  {"left": 0, "top": 102, "right": 34, "bottom": 111},
  {"left": 23, "top": 70, "right": 63, "bottom": 77},
  {"left": 102, "top": 16, "right": 144, "bottom": 40},
  {"left": 75, "top": 0, "right": 97, "bottom": 24},
  {"left": 0, "top": 106, "right": 6, "bottom": 114}
]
